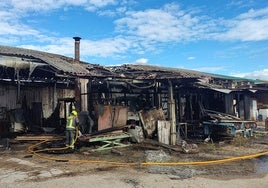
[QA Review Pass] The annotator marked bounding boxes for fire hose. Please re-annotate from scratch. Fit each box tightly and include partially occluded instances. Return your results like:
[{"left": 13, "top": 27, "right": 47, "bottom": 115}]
[{"left": 27, "top": 132, "right": 268, "bottom": 167}]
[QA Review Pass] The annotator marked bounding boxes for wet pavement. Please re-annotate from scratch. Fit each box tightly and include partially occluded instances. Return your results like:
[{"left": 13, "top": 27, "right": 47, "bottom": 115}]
[{"left": 253, "top": 155, "right": 268, "bottom": 174}]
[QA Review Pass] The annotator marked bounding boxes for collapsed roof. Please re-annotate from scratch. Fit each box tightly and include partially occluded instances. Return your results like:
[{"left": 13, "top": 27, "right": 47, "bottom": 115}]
[
  {"left": 0, "top": 45, "right": 264, "bottom": 91},
  {"left": 108, "top": 64, "right": 258, "bottom": 90}
]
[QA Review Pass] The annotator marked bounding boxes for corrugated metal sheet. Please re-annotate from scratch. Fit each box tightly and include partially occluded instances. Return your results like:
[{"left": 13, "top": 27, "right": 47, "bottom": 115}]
[
  {"left": 157, "top": 120, "right": 171, "bottom": 145},
  {"left": 95, "top": 105, "right": 128, "bottom": 131},
  {"left": 0, "top": 45, "right": 88, "bottom": 76},
  {"left": 0, "top": 84, "right": 18, "bottom": 109},
  {"left": 108, "top": 64, "right": 206, "bottom": 80},
  {"left": 0, "top": 83, "right": 75, "bottom": 118},
  {"left": 138, "top": 108, "right": 166, "bottom": 138},
  {"left": 96, "top": 105, "right": 112, "bottom": 131},
  {"left": 1, "top": 46, "right": 261, "bottom": 84},
  {"left": 0, "top": 46, "right": 118, "bottom": 78}
]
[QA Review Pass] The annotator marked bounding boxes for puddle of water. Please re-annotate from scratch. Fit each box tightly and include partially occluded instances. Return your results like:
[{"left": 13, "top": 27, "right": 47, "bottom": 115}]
[{"left": 253, "top": 156, "right": 268, "bottom": 174}]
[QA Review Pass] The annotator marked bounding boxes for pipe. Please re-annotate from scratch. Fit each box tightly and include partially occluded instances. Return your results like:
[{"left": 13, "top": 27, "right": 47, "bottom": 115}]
[{"left": 73, "top": 37, "right": 81, "bottom": 63}]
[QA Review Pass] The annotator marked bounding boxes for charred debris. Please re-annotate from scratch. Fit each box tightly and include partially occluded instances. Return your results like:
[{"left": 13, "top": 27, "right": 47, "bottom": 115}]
[{"left": 1, "top": 44, "right": 268, "bottom": 152}]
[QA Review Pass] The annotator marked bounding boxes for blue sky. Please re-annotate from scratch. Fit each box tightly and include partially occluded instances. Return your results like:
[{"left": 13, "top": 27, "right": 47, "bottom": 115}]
[{"left": 1, "top": 0, "right": 268, "bottom": 80}]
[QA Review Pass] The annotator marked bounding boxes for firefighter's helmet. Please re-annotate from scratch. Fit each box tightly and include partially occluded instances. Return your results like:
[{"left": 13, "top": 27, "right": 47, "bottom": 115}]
[{"left": 71, "top": 110, "right": 78, "bottom": 116}]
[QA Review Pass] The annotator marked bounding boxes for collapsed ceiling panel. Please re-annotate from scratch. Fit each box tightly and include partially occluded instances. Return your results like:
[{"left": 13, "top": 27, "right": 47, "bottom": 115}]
[{"left": 0, "top": 56, "right": 47, "bottom": 77}]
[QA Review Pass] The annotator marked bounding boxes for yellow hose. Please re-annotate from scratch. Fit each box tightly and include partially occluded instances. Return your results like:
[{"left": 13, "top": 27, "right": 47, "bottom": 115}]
[
  {"left": 28, "top": 127, "right": 79, "bottom": 153},
  {"left": 142, "top": 151, "right": 268, "bottom": 166},
  {"left": 27, "top": 136, "right": 268, "bottom": 167}
]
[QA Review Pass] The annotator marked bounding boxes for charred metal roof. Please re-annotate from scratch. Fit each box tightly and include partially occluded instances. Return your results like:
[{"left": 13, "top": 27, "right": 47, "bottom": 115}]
[
  {"left": 0, "top": 45, "right": 116, "bottom": 79},
  {"left": 108, "top": 64, "right": 258, "bottom": 90},
  {"left": 0, "top": 45, "right": 91, "bottom": 76},
  {"left": 109, "top": 64, "right": 255, "bottom": 81},
  {"left": 109, "top": 64, "right": 204, "bottom": 80},
  {"left": 0, "top": 46, "right": 259, "bottom": 90},
  {"left": 82, "top": 63, "right": 115, "bottom": 78}
]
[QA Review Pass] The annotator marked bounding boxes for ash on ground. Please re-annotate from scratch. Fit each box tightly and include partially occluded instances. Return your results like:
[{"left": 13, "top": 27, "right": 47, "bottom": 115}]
[{"left": 145, "top": 150, "right": 205, "bottom": 179}]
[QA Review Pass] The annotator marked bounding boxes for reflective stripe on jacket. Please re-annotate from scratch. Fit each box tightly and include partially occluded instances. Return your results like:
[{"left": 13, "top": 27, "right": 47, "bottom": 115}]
[{"left": 66, "top": 115, "right": 76, "bottom": 130}]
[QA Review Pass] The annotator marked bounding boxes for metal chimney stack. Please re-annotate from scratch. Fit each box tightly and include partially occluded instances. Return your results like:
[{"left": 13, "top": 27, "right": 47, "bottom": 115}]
[{"left": 73, "top": 36, "right": 81, "bottom": 63}]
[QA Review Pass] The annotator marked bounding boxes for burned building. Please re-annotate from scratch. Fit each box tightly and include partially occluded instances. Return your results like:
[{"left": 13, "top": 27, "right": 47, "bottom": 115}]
[
  {"left": 87, "top": 64, "right": 266, "bottom": 142},
  {"left": 0, "top": 42, "right": 113, "bottom": 135},
  {"left": 0, "top": 44, "right": 267, "bottom": 145}
]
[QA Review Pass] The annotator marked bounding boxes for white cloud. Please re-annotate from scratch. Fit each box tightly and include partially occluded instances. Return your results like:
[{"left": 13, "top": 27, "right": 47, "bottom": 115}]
[
  {"left": 6, "top": 0, "right": 116, "bottom": 12},
  {"left": 9, "top": 0, "right": 60, "bottom": 11},
  {"left": 227, "top": 0, "right": 255, "bottom": 9},
  {"left": 18, "top": 37, "right": 74, "bottom": 55},
  {"left": 97, "top": 6, "right": 128, "bottom": 17},
  {"left": 187, "top": 56, "right": 195, "bottom": 60},
  {"left": 18, "top": 36, "right": 132, "bottom": 58},
  {"left": 85, "top": 0, "right": 117, "bottom": 11},
  {"left": 1, "top": 1, "right": 268, "bottom": 63},
  {"left": 237, "top": 7, "right": 268, "bottom": 19},
  {"left": 0, "top": 7, "right": 51, "bottom": 44},
  {"left": 0, "top": 36, "right": 19, "bottom": 44},
  {"left": 0, "top": 10, "right": 18, "bottom": 22},
  {"left": 114, "top": 4, "right": 268, "bottom": 43},
  {"left": 134, "top": 58, "right": 148, "bottom": 64},
  {"left": 213, "top": 8, "right": 268, "bottom": 41},
  {"left": 0, "top": 0, "right": 127, "bottom": 56},
  {"left": 231, "top": 69, "right": 268, "bottom": 80},
  {"left": 114, "top": 4, "right": 204, "bottom": 43},
  {"left": 0, "top": 22, "right": 39, "bottom": 36},
  {"left": 82, "top": 37, "right": 131, "bottom": 57}
]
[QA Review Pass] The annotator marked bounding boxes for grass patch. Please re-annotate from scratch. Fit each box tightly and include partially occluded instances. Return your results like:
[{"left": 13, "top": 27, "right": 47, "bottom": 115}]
[
  {"left": 203, "top": 143, "right": 217, "bottom": 152},
  {"left": 232, "top": 135, "right": 251, "bottom": 147}
]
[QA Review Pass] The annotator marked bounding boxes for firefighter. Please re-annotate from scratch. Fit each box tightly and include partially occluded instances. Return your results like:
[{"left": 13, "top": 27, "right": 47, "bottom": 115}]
[{"left": 65, "top": 110, "right": 79, "bottom": 149}]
